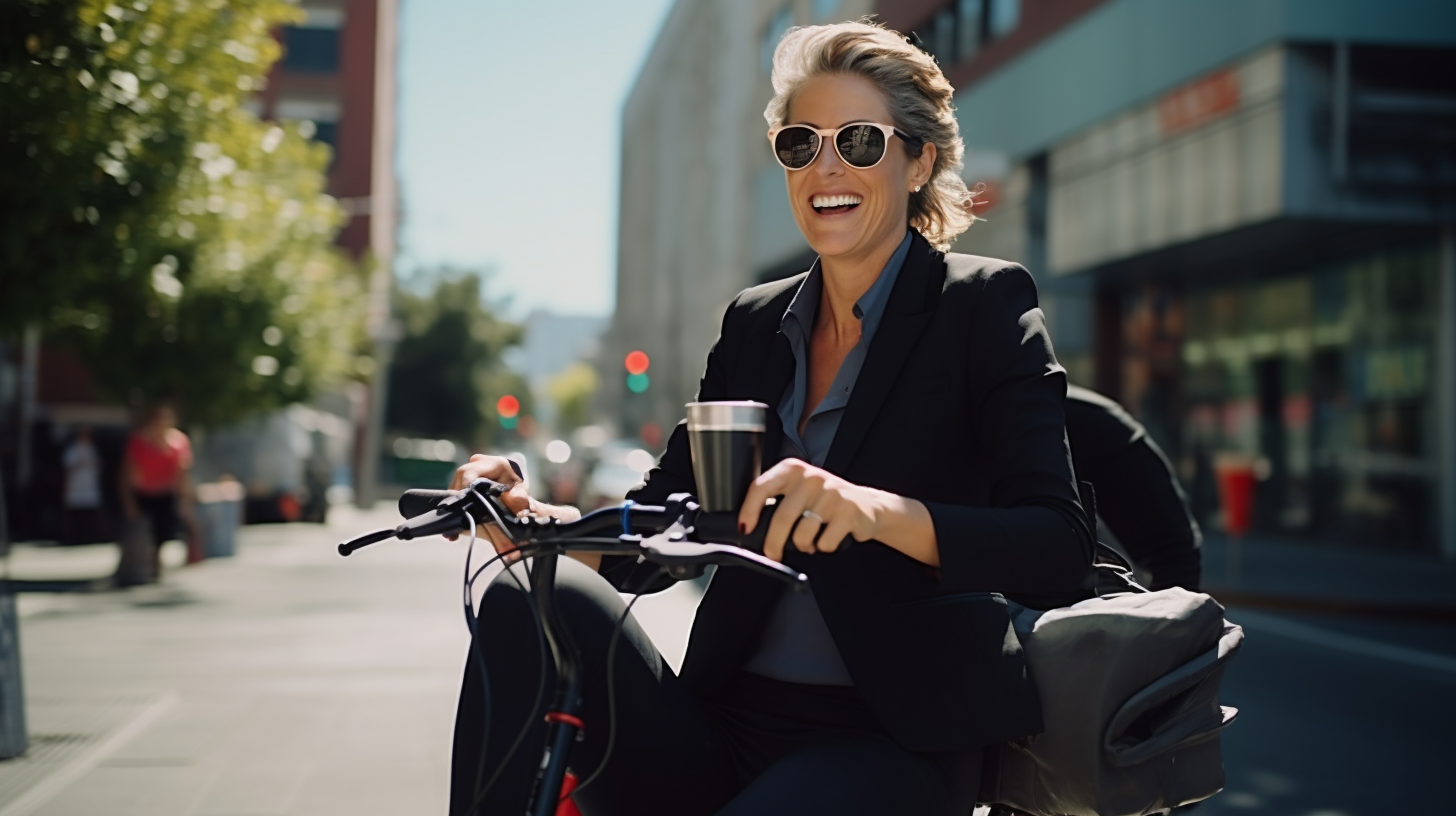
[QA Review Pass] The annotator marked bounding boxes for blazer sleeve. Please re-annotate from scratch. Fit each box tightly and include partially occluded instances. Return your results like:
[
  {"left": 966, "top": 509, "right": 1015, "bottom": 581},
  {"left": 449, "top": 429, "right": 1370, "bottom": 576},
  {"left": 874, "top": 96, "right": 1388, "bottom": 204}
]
[
  {"left": 922, "top": 265, "right": 1095, "bottom": 596},
  {"left": 597, "top": 296, "right": 737, "bottom": 593}
]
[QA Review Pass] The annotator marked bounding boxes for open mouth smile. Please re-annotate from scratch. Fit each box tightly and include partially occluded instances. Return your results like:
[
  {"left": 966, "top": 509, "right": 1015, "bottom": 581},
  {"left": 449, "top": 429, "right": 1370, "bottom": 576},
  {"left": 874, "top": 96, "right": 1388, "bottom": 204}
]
[{"left": 811, "top": 193, "right": 862, "bottom": 215}]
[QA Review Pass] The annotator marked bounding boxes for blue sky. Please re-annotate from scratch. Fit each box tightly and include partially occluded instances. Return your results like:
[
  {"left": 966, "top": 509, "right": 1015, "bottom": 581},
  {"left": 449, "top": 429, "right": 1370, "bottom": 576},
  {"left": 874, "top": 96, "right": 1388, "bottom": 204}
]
[{"left": 396, "top": 0, "right": 677, "bottom": 318}]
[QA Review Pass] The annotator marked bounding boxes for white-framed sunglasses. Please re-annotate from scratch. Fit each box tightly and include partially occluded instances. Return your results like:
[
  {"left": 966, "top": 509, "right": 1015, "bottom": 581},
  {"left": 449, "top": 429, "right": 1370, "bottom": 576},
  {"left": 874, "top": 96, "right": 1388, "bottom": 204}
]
[{"left": 767, "top": 122, "right": 924, "bottom": 171}]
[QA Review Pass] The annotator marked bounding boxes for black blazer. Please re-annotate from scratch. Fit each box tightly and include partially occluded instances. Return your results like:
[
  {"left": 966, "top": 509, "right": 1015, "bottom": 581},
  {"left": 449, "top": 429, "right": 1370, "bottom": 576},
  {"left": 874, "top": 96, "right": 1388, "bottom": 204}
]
[{"left": 607, "top": 231, "right": 1095, "bottom": 752}]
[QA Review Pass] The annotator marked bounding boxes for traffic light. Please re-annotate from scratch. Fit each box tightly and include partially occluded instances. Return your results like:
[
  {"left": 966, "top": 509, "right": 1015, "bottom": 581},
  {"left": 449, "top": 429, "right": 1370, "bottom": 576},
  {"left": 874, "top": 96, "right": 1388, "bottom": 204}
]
[
  {"left": 625, "top": 350, "right": 650, "bottom": 394},
  {"left": 497, "top": 394, "right": 520, "bottom": 430}
]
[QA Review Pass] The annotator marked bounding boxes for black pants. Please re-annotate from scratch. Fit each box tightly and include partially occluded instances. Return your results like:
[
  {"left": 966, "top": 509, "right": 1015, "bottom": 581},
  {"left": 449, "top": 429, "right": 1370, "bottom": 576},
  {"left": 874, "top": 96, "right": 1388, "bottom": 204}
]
[{"left": 449, "top": 557, "right": 982, "bottom": 816}]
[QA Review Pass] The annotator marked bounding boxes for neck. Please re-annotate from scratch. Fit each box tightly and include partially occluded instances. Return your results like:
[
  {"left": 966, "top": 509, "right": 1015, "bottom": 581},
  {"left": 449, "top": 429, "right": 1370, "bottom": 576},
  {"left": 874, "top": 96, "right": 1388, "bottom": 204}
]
[{"left": 816, "top": 227, "right": 905, "bottom": 338}]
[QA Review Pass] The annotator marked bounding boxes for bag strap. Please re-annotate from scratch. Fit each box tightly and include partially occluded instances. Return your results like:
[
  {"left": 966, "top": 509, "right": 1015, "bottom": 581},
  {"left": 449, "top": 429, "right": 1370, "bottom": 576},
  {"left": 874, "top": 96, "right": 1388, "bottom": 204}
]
[{"left": 1103, "top": 622, "right": 1245, "bottom": 766}]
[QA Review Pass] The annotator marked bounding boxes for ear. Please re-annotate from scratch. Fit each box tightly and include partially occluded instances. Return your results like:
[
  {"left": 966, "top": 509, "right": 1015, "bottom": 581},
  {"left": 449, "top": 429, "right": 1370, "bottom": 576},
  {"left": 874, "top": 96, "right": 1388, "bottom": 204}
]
[{"left": 909, "top": 141, "right": 937, "bottom": 192}]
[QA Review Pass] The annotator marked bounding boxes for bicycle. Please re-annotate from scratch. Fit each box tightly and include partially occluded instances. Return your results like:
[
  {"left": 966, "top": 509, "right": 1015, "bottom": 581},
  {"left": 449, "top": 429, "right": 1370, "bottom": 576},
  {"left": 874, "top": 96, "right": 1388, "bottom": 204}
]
[{"left": 337, "top": 479, "right": 808, "bottom": 816}]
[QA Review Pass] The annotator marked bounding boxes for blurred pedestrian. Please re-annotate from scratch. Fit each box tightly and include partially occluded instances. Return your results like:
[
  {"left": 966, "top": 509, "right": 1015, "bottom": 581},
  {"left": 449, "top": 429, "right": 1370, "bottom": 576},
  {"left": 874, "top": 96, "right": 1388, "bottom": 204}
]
[
  {"left": 119, "top": 404, "right": 200, "bottom": 580},
  {"left": 1065, "top": 385, "right": 1202, "bottom": 591},
  {"left": 59, "top": 425, "right": 107, "bottom": 545}
]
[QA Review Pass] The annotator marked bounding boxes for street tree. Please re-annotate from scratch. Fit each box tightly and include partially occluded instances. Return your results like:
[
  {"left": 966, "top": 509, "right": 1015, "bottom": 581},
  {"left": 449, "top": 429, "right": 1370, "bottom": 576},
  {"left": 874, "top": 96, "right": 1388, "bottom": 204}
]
[
  {"left": 1, "top": 0, "right": 368, "bottom": 425},
  {"left": 386, "top": 272, "right": 528, "bottom": 449}
]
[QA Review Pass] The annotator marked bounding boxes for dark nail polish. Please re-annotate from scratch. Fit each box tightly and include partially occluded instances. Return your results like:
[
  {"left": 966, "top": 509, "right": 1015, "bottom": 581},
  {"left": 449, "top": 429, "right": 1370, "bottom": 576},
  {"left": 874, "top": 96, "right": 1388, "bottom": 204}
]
[{"left": 738, "top": 522, "right": 746, "bottom": 534}]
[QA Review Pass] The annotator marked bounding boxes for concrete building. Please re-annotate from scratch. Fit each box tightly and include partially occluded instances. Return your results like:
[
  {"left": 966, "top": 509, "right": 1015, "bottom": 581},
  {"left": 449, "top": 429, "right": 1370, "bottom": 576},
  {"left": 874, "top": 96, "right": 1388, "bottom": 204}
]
[
  {"left": 603, "top": 0, "right": 874, "bottom": 442},
  {"left": 613, "top": 0, "right": 1456, "bottom": 557}
]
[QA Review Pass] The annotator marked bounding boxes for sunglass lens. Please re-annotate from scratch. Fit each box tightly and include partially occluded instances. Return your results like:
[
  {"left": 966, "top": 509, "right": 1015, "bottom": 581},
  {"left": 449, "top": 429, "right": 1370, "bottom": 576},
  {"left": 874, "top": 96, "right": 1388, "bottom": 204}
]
[
  {"left": 775, "top": 128, "right": 820, "bottom": 169},
  {"left": 836, "top": 124, "right": 886, "bottom": 168}
]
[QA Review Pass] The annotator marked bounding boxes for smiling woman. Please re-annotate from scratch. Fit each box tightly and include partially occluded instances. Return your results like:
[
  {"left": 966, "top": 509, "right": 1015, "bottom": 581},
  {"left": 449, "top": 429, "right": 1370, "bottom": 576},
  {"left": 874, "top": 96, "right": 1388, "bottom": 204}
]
[{"left": 445, "top": 19, "right": 1093, "bottom": 816}]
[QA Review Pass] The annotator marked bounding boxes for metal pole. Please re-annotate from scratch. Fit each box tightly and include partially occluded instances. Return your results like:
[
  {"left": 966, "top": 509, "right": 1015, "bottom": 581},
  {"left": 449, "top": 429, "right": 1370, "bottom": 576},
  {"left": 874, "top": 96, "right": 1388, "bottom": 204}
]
[{"left": 0, "top": 462, "right": 29, "bottom": 759}]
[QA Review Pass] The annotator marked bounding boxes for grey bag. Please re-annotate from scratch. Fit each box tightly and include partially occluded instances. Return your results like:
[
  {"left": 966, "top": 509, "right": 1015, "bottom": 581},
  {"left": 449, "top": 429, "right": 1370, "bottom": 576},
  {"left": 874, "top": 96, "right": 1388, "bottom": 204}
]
[
  {"left": 114, "top": 516, "right": 156, "bottom": 587},
  {"left": 980, "top": 554, "right": 1243, "bottom": 816}
]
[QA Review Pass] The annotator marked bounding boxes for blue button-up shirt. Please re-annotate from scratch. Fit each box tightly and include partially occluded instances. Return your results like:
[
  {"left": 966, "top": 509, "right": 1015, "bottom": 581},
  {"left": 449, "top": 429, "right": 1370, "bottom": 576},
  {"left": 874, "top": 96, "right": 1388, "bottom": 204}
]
[{"left": 743, "top": 230, "right": 913, "bottom": 686}]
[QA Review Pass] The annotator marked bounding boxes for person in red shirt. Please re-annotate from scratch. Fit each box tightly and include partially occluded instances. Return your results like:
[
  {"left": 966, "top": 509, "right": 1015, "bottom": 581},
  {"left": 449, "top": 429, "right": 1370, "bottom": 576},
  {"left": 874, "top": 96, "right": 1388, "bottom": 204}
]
[{"left": 119, "top": 403, "right": 200, "bottom": 579}]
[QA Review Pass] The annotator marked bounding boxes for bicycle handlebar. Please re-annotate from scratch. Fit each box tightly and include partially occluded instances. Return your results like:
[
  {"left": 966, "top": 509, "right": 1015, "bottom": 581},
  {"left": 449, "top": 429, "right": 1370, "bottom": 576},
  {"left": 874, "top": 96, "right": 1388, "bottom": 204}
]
[{"left": 337, "top": 479, "right": 810, "bottom": 589}]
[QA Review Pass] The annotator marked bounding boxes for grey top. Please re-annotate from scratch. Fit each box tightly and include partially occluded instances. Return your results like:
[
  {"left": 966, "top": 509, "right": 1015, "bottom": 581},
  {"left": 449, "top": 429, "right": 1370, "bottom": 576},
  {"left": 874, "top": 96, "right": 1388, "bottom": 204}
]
[{"left": 742, "top": 230, "right": 913, "bottom": 686}]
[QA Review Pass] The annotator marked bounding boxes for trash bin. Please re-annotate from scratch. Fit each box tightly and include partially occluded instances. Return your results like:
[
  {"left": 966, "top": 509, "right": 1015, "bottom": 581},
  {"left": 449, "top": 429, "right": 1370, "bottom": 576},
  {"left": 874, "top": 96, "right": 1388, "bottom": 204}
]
[{"left": 196, "top": 479, "right": 245, "bottom": 558}]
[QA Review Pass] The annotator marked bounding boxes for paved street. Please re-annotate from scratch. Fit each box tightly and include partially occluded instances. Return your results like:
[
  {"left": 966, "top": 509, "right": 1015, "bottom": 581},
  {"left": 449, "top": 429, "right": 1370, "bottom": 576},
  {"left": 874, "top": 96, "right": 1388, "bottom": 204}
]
[{"left": 1, "top": 513, "right": 1453, "bottom": 814}]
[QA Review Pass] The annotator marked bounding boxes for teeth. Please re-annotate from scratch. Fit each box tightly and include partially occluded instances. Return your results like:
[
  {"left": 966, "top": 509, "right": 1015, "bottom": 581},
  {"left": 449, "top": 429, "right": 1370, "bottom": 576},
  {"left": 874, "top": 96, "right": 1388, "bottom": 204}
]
[{"left": 812, "top": 194, "right": 863, "bottom": 209}]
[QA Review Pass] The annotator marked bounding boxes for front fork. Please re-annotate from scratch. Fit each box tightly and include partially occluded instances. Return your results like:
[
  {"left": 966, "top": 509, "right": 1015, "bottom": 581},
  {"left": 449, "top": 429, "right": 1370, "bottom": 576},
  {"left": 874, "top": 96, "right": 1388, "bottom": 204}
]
[{"left": 527, "top": 553, "right": 584, "bottom": 816}]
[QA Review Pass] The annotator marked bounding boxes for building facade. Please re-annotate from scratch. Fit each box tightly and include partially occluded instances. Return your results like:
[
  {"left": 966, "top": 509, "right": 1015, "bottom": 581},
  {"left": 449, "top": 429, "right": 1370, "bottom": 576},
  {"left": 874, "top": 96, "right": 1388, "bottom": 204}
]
[
  {"left": 603, "top": 0, "right": 874, "bottom": 442},
  {"left": 612, "top": 0, "right": 1456, "bottom": 556}
]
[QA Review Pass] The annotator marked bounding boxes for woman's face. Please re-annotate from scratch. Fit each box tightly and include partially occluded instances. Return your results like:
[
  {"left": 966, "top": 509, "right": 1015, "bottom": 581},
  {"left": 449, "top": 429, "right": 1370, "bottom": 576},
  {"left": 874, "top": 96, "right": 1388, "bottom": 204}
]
[{"left": 782, "top": 73, "right": 935, "bottom": 265}]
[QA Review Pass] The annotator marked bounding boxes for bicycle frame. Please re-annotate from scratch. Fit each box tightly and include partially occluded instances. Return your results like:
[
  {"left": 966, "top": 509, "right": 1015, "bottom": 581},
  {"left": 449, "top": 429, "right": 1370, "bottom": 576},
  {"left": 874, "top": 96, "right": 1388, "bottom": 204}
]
[{"left": 338, "top": 482, "right": 809, "bottom": 816}]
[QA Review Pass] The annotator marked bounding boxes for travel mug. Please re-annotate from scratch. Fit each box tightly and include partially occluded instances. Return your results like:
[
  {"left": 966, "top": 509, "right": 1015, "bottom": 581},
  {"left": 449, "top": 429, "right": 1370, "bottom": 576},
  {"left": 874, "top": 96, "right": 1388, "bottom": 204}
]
[{"left": 685, "top": 401, "right": 767, "bottom": 513}]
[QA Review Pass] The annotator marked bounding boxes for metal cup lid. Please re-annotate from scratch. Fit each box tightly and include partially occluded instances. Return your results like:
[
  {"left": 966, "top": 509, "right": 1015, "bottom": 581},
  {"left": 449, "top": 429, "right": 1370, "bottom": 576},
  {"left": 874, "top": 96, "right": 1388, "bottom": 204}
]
[{"left": 685, "top": 401, "right": 768, "bottom": 432}]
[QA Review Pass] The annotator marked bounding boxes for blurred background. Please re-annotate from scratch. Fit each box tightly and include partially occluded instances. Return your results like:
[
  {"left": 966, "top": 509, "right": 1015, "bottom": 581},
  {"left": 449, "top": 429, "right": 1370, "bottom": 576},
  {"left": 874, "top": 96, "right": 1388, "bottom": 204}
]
[{"left": 0, "top": 1, "right": 1454, "bottom": 814}]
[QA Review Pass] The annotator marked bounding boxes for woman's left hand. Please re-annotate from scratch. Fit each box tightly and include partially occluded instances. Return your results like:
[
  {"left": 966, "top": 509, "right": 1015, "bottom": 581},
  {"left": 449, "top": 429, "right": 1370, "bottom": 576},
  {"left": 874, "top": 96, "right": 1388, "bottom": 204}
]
[{"left": 738, "top": 459, "right": 894, "bottom": 562}]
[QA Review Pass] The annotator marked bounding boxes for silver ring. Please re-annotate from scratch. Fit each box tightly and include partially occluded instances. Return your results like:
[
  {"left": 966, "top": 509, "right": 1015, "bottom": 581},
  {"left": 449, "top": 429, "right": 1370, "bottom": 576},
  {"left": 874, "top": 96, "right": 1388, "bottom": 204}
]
[{"left": 801, "top": 509, "right": 824, "bottom": 524}]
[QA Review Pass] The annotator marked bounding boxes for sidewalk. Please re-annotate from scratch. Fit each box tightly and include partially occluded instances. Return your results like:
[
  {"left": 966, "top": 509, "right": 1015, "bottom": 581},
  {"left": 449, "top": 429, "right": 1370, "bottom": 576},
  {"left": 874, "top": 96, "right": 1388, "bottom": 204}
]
[
  {"left": 0, "top": 506, "right": 705, "bottom": 816},
  {"left": 0, "top": 506, "right": 472, "bottom": 816}
]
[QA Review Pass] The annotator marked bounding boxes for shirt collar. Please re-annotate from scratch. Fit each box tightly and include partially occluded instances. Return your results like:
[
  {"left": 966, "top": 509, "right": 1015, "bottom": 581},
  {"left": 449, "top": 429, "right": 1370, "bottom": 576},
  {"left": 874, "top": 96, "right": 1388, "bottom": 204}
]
[{"left": 781, "top": 229, "right": 914, "bottom": 335}]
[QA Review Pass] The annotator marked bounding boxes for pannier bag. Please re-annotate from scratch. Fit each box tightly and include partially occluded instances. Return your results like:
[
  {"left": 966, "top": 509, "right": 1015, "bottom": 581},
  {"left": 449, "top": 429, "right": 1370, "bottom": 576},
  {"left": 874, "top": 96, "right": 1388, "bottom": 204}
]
[{"left": 980, "top": 556, "right": 1243, "bottom": 816}]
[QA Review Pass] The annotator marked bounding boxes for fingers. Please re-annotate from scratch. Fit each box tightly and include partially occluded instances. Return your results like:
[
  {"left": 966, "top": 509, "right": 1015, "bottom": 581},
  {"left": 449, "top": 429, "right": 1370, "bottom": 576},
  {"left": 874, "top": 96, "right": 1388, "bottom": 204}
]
[
  {"left": 450, "top": 453, "right": 524, "bottom": 494},
  {"left": 790, "top": 505, "right": 826, "bottom": 553},
  {"left": 765, "top": 480, "right": 821, "bottom": 561},
  {"left": 739, "top": 460, "right": 800, "bottom": 535},
  {"left": 815, "top": 512, "right": 853, "bottom": 554}
]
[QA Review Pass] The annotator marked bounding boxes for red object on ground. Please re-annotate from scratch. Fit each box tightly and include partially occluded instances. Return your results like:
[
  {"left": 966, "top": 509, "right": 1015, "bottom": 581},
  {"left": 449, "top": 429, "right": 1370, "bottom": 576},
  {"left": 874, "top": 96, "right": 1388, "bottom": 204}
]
[
  {"left": 557, "top": 772, "right": 583, "bottom": 816},
  {"left": 1215, "top": 463, "right": 1256, "bottom": 537},
  {"left": 278, "top": 493, "right": 302, "bottom": 522}
]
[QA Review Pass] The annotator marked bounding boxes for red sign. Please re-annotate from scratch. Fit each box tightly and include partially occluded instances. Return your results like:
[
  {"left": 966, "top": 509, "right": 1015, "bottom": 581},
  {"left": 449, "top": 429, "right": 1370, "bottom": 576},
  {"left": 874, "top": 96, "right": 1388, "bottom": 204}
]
[{"left": 1158, "top": 68, "right": 1240, "bottom": 135}]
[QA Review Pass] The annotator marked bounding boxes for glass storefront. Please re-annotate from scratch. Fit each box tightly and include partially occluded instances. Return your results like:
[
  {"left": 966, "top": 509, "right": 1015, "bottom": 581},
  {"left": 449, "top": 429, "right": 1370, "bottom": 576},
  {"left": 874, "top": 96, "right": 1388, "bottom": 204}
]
[{"left": 1167, "top": 240, "right": 1443, "bottom": 552}]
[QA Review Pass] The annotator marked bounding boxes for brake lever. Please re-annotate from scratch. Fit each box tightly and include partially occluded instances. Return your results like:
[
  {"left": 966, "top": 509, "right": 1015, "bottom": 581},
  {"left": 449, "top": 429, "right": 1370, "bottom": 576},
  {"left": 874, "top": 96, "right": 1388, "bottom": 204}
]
[{"left": 641, "top": 536, "right": 809, "bottom": 590}]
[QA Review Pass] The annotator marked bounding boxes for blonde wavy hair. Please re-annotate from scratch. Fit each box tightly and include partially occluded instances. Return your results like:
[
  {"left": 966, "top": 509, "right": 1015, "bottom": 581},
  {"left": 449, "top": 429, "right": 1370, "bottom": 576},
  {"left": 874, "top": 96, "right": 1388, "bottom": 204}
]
[{"left": 764, "top": 20, "right": 974, "bottom": 251}]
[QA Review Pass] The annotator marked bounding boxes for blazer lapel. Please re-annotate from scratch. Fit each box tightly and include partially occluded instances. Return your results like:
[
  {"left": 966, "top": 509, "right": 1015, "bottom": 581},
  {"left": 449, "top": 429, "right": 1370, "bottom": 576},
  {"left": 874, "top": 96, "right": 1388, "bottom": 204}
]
[
  {"left": 752, "top": 322, "right": 796, "bottom": 466},
  {"left": 823, "top": 236, "right": 941, "bottom": 475}
]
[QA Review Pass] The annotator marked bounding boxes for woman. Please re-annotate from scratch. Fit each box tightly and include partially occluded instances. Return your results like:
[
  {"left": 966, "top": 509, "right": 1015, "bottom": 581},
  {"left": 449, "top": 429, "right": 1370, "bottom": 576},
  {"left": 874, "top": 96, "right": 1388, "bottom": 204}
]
[
  {"left": 119, "top": 403, "right": 200, "bottom": 580},
  {"left": 448, "top": 21, "right": 1093, "bottom": 816}
]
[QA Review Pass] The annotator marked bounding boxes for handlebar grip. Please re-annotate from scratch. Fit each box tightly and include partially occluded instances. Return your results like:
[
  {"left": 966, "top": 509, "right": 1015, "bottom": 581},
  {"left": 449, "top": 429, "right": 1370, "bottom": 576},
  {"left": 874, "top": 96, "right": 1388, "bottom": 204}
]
[
  {"left": 399, "top": 489, "right": 455, "bottom": 520},
  {"left": 693, "top": 504, "right": 853, "bottom": 552}
]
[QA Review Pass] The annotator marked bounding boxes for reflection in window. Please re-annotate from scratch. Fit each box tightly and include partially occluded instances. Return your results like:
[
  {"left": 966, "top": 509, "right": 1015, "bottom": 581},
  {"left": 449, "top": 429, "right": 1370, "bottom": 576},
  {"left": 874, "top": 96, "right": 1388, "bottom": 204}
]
[
  {"left": 988, "top": 0, "right": 1020, "bottom": 39},
  {"left": 761, "top": 6, "right": 794, "bottom": 74}
]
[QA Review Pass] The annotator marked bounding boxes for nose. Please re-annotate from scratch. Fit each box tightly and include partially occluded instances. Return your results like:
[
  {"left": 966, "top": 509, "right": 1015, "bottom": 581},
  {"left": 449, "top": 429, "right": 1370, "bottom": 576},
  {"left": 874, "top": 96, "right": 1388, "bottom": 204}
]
[{"left": 812, "top": 137, "right": 845, "bottom": 176}]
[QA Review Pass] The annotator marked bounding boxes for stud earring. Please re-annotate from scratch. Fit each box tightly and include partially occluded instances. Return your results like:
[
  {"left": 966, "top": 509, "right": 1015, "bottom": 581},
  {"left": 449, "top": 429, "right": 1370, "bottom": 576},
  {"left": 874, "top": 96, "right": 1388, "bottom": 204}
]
[{"left": 913, "top": 185, "right": 921, "bottom": 193}]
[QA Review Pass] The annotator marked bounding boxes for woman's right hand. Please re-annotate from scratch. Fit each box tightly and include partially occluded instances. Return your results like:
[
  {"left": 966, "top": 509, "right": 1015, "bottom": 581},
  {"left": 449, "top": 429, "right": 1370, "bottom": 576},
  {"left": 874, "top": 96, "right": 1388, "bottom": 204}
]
[
  {"left": 448, "top": 454, "right": 535, "bottom": 560},
  {"left": 448, "top": 454, "right": 587, "bottom": 564}
]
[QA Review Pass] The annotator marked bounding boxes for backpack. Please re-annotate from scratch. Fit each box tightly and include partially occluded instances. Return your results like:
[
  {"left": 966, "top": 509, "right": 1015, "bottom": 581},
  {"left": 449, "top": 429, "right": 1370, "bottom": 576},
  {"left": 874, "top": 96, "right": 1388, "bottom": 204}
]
[{"left": 978, "top": 545, "right": 1243, "bottom": 816}]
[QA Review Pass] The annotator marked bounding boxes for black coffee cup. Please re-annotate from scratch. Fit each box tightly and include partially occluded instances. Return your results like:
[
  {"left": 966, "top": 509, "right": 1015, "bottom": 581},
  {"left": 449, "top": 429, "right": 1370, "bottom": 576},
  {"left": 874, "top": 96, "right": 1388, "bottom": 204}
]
[{"left": 686, "top": 401, "right": 767, "bottom": 513}]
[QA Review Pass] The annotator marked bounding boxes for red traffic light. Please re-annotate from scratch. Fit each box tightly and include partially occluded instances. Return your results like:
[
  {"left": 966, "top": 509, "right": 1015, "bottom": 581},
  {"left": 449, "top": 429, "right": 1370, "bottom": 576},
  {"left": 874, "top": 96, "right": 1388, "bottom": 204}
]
[
  {"left": 496, "top": 394, "right": 520, "bottom": 418},
  {"left": 624, "top": 350, "right": 650, "bottom": 376}
]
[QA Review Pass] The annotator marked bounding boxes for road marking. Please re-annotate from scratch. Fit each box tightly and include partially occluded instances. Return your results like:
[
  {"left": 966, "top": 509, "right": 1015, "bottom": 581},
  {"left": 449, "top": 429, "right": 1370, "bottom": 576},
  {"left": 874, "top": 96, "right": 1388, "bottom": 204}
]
[
  {"left": 0, "top": 692, "right": 179, "bottom": 816},
  {"left": 1232, "top": 609, "right": 1456, "bottom": 675}
]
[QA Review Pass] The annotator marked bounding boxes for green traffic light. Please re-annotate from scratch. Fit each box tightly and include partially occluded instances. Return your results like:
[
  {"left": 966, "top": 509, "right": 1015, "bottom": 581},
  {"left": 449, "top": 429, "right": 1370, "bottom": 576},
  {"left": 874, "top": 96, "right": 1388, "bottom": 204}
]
[
  {"left": 500, "top": 415, "right": 519, "bottom": 430},
  {"left": 626, "top": 372, "right": 650, "bottom": 393}
]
